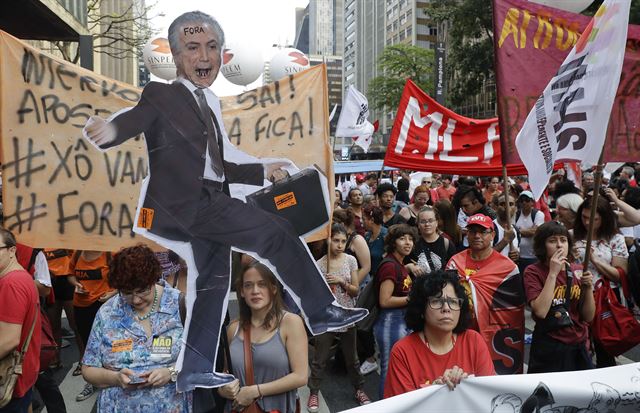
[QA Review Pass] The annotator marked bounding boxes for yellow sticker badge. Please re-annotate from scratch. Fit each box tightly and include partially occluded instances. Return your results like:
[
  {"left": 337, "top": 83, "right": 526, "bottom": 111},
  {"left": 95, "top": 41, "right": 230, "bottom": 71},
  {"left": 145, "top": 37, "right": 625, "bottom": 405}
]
[
  {"left": 111, "top": 338, "right": 133, "bottom": 353},
  {"left": 137, "top": 208, "right": 155, "bottom": 229},
  {"left": 274, "top": 192, "right": 297, "bottom": 210}
]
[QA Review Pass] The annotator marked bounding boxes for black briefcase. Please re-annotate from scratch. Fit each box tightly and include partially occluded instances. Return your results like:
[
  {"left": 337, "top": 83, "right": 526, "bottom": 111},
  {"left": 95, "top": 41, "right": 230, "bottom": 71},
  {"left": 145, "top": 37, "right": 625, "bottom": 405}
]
[{"left": 247, "top": 168, "right": 329, "bottom": 236}]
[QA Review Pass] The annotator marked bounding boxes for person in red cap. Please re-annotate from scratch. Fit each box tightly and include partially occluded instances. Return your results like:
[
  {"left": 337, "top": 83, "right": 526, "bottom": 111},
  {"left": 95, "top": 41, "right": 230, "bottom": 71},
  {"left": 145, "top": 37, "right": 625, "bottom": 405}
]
[{"left": 446, "top": 214, "right": 525, "bottom": 376}]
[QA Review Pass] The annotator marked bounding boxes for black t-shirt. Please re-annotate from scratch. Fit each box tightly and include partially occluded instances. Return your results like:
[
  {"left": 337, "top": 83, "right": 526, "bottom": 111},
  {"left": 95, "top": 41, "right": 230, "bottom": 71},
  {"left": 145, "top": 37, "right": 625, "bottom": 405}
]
[
  {"left": 383, "top": 213, "right": 407, "bottom": 228},
  {"left": 409, "top": 236, "right": 456, "bottom": 272}
]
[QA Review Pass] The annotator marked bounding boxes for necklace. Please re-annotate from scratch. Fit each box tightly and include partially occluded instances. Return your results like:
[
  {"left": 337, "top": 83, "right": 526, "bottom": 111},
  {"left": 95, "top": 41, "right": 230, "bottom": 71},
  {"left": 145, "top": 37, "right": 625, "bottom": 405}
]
[
  {"left": 135, "top": 286, "right": 158, "bottom": 321},
  {"left": 421, "top": 332, "right": 456, "bottom": 353}
]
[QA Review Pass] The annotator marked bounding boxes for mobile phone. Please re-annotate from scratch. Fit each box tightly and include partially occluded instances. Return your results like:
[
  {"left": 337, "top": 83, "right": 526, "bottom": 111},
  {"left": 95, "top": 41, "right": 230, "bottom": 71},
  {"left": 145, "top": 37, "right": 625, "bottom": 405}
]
[{"left": 128, "top": 374, "right": 147, "bottom": 384}]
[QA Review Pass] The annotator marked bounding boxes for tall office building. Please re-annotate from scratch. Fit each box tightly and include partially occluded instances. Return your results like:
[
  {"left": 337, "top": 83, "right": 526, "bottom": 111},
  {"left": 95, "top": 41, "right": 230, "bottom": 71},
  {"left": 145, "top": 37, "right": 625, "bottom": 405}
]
[
  {"left": 342, "top": 0, "right": 438, "bottom": 151},
  {"left": 384, "top": 0, "right": 436, "bottom": 49},
  {"left": 341, "top": 0, "right": 385, "bottom": 152},
  {"left": 294, "top": 5, "right": 310, "bottom": 54},
  {"left": 309, "top": 0, "right": 344, "bottom": 55}
]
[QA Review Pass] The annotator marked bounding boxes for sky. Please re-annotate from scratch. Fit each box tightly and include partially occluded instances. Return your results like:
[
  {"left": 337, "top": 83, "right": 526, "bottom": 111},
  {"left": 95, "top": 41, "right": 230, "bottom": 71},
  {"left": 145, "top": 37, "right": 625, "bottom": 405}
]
[{"left": 150, "top": 0, "right": 309, "bottom": 96}]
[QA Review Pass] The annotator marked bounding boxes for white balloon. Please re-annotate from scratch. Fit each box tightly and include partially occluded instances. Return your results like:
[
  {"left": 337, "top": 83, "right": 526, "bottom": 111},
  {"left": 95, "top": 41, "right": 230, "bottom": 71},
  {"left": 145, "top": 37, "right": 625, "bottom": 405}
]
[
  {"left": 269, "top": 48, "right": 310, "bottom": 82},
  {"left": 142, "top": 37, "right": 176, "bottom": 81},
  {"left": 528, "top": 0, "right": 595, "bottom": 13},
  {"left": 220, "top": 44, "right": 264, "bottom": 86}
]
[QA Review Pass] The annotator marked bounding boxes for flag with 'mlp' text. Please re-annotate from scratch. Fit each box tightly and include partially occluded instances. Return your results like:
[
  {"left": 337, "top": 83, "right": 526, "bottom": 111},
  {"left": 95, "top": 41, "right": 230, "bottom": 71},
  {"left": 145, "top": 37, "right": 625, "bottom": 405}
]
[{"left": 515, "top": 0, "right": 630, "bottom": 200}]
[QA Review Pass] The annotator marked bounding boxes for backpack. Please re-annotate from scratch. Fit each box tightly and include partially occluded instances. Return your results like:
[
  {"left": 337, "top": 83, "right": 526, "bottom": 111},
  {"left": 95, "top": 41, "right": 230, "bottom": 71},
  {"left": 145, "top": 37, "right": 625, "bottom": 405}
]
[
  {"left": 515, "top": 208, "right": 540, "bottom": 226},
  {"left": 355, "top": 257, "right": 404, "bottom": 332},
  {"left": 15, "top": 246, "right": 58, "bottom": 372}
]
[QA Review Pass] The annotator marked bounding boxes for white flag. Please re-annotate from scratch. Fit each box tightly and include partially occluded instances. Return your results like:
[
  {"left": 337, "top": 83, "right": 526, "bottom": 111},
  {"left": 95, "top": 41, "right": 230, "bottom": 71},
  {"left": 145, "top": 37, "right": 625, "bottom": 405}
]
[
  {"left": 515, "top": 0, "right": 630, "bottom": 200},
  {"left": 336, "top": 85, "right": 375, "bottom": 152}
]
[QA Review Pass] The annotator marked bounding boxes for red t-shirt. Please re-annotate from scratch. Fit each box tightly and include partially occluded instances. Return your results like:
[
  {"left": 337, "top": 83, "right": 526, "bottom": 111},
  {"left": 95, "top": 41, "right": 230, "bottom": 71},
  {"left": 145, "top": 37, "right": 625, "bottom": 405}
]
[
  {"left": 384, "top": 330, "right": 495, "bottom": 398},
  {"left": 523, "top": 262, "right": 589, "bottom": 345},
  {"left": 376, "top": 256, "right": 412, "bottom": 297},
  {"left": 436, "top": 185, "right": 456, "bottom": 201},
  {"left": 0, "top": 270, "right": 41, "bottom": 398}
]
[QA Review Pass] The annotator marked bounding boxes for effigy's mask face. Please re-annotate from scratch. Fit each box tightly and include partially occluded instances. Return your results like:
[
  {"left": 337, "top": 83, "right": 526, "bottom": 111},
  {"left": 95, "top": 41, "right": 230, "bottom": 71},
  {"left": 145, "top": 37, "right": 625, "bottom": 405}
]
[{"left": 175, "top": 23, "right": 221, "bottom": 88}]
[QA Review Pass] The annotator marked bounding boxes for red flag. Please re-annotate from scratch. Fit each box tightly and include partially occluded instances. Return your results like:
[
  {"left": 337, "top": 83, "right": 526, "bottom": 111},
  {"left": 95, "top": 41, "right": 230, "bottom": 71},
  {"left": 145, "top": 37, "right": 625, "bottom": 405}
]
[
  {"left": 384, "top": 80, "right": 528, "bottom": 176},
  {"left": 373, "top": 120, "right": 379, "bottom": 132}
]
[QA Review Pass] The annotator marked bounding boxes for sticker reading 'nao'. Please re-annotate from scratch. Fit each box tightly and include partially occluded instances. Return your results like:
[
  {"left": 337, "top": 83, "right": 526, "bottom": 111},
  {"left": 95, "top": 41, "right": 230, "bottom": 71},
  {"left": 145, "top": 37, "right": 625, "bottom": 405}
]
[{"left": 274, "top": 192, "right": 297, "bottom": 210}]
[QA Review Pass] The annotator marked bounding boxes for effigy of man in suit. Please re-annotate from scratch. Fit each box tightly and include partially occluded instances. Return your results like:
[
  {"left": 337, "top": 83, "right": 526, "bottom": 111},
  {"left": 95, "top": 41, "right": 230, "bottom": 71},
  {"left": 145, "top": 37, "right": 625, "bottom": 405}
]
[{"left": 83, "top": 10, "right": 366, "bottom": 392}]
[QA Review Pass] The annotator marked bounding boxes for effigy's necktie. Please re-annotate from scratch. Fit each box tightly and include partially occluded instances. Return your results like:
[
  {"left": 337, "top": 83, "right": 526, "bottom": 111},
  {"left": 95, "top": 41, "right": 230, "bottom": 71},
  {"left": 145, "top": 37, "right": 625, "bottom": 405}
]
[{"left": 194, "top": 88, "right": 224, "bottom": 176}]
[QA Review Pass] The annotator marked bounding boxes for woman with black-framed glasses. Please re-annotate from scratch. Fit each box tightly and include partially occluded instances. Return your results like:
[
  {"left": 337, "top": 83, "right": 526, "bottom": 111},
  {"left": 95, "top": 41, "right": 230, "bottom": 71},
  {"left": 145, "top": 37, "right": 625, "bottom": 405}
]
[{"left": 384, "top": 270, "right": 494, "bottom": 398}]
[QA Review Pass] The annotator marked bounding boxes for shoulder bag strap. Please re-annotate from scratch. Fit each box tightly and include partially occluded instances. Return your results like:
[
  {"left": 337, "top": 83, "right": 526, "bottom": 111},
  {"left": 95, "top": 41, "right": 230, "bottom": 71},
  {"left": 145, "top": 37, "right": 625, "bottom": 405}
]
[
  {"left": 242, "top": 324, "right": 255, "bottom": 386},
  {"left": 20, "top": 305, "right": 38, "bottom": 357}
]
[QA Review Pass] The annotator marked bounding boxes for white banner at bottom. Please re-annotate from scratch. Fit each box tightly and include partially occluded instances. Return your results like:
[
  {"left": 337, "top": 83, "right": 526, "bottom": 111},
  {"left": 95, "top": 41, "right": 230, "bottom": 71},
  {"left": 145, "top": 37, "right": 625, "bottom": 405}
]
[{"left": 341, "top": 363, "right": 640, "bottom": 412}]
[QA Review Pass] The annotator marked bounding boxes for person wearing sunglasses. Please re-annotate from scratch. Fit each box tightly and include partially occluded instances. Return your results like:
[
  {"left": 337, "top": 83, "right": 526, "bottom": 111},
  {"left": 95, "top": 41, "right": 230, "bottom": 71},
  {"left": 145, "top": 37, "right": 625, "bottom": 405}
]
[
  {"left": 81, "top": 245, "right": 191, "bottom": 412},
  {"left": 384, "top": 270, "right": 494, "bottom": 398}
]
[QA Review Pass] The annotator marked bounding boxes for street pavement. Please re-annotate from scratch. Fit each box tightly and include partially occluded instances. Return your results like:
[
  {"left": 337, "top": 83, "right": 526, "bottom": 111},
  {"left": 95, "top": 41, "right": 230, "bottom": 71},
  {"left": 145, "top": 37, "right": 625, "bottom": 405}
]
[{"left": 39, "top": 297, "right": 639, "bottom": 413}]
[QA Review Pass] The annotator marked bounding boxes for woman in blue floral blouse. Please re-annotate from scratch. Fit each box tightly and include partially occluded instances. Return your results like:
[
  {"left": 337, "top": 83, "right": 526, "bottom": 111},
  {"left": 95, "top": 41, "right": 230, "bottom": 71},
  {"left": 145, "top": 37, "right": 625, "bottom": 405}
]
[{"left": 82, "top": 245, "right": 191, "bottom": 412}]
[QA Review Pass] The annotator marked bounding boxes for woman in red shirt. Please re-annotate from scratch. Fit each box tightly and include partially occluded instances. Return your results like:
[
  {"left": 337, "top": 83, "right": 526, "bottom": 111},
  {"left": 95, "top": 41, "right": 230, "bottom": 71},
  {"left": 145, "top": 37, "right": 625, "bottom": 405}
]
[
  {"left": 384, "top": 270, "right": 495, "bottom": 398},
  {"left": 373, "top": 223, "right": 418, "bottom": 399}
]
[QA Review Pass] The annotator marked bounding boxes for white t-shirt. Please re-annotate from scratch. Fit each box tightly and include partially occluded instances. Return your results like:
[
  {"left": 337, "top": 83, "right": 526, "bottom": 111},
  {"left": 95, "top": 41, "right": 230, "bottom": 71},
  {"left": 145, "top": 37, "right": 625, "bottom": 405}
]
[
  {"left": 34, "top": 251, "right": 52, "bottom": 287},
  {"left": 493, "top": 219, "right": 520, "bottom": 258},
  {"left": 515, "top": 209, "right": 545, "bottom": 259}
]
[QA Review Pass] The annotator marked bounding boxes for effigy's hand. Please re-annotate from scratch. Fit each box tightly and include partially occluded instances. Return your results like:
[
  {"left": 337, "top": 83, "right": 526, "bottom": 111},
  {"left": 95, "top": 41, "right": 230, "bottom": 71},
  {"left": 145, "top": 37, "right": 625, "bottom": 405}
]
[{"left": 84, "top": 116, "right": 116, "bottom": 146}]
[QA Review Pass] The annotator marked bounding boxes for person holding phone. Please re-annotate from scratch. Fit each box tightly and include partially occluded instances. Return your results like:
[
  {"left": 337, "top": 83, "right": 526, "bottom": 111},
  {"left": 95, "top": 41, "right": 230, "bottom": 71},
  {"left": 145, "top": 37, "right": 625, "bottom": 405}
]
[{"left": 81, "top": 245, "right": 191, "bottom": 412}]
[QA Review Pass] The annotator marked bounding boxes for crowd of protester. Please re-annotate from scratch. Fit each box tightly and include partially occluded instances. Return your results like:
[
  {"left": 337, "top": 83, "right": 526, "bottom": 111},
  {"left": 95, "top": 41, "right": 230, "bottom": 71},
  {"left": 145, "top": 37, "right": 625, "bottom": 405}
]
[{"left": 1, "top": 163, "right": 640, "bottom": 412}]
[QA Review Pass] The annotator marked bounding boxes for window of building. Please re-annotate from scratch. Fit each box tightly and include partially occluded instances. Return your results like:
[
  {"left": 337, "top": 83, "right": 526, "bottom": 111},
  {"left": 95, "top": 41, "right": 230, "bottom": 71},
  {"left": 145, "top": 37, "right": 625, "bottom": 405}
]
[
  {"left": 393, "top": 21, "right": 398, "bottom": 30},
  {"left": 346, "top": 73, "right": 354, "bottom": 82},
  {"left": 345, "top": 62, "right": 354, "bottom": 71},
  {"left": 346, "top": 11, "right": 354, "bottom": 21},
  {"left": 387, "top": 24, "right": 392, "bottom": 32},
  {"left": 400, "top": 14, "right": 406, "bottom": 25},
  {"left": 393, "top": 34, "right": 399, "bottom": 43},
  {"left": 346, "top": 32, "right": 355, "bottom": 42},
  {"left": 386, "top": 37, "right": 392, "bottom": 45},
  {"left": 430, "top": 27, "right": 438, "bottom": 36},
  {"left": 406, "top": 26, "right": 412, "bottom": 37}
]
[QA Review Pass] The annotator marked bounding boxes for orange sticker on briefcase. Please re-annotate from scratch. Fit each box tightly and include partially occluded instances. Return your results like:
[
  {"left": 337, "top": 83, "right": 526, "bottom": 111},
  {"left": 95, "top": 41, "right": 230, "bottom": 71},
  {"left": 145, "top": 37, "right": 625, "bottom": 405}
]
[
  {"left": 274, "top": 192, "right": 297, "bottom": 210},
  {"left": 111, "top": 338, "right": 133, "bottom": 353},
  {"left": 137, "top": 208, "right": 154, "bottom": 229}
]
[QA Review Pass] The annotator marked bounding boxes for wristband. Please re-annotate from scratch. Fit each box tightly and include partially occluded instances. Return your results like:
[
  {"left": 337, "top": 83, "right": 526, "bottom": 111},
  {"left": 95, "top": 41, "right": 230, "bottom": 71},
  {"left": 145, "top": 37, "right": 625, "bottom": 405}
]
[{"left": 257, "top": 384, "right": 263, "bottom": 399}]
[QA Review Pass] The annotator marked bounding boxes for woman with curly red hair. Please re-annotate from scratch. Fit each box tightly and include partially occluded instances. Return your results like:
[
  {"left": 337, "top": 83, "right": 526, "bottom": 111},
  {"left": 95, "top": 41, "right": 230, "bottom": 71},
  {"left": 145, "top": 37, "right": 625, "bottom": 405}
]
[{"left": 81, "top": 245, "right": 191, "bottom": 412}]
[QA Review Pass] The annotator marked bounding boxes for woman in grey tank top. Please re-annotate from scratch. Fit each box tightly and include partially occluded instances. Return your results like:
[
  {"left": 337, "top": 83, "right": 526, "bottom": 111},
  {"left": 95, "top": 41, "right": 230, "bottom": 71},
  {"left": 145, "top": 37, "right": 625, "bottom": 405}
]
[{"left": 218, "top": 261, "right": 308, "bottom": 413}]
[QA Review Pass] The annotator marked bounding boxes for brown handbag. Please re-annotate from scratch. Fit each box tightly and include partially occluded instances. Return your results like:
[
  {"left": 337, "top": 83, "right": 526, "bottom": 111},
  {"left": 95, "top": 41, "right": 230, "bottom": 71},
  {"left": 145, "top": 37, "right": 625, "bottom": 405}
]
[{"left": 0, "top": 310, "right": 38, "bottom": 407}]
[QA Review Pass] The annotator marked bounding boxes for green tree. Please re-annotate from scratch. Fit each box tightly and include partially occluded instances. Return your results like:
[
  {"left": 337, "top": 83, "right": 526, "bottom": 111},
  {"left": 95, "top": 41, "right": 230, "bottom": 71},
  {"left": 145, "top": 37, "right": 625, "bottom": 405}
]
[
  {"left": 428, "top": 0, "right": 494, "bottom": 108},
  {"left": 368, "top": 43, "right": 435, "bottom": 111}
]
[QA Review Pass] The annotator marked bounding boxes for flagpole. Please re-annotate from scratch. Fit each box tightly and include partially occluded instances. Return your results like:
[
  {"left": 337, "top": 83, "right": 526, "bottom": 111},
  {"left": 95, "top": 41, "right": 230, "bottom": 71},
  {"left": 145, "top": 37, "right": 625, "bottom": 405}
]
[
  {"left": 582, "top": 149, "right": 606, "bottom": 271},
  {"left": 501, "top": 165, "right": 515, "bottom": 254}
]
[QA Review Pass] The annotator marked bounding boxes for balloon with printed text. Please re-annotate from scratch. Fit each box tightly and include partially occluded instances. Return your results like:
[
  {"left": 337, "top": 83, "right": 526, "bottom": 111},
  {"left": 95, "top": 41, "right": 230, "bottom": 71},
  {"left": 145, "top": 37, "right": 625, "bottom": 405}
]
[
  {"left": 220, "top": 43, "right": 264, "bottom": 86},
  {"left": 142, "top": 37, "right": 176, "bottom": 81},
  {"left": 269, "top": 48, "right": 310, "bottom": 82}
]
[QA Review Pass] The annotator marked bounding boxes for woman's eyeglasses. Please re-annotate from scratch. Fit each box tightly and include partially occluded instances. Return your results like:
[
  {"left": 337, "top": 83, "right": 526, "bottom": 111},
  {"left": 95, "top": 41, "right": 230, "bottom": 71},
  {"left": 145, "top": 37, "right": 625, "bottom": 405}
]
[
  {"left": 427, "top": 296, "right": 463, "bottom": 311},
  {"left": 120, "top": 285, "right": 153, "bottom": 299}
]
